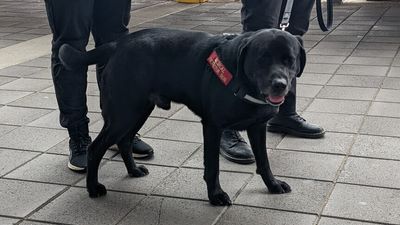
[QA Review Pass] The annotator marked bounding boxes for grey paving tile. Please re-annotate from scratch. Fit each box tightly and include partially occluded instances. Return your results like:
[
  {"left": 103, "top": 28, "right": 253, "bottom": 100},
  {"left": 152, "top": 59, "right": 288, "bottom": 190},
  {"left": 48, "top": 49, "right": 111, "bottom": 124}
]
[
  {"left": 152, "top": 168, "right": 251, "bottom": 201},
  {"left": 86, "top": 95, "right": 101, "bottom": 113},
  {"left": 19, "top": 221, "right": 58, "bottom": 225},
  {"left": 339, "top": 157, "right": 400, "bottom": 189},
  {"left": 28, "top": 110, "right": 101, "bottom": 130},
  {"left": 20, "top": 57, "right": 50, "bottom": 68},
  {"left": 0, "top": 127, "right": 68, "bottom": 152},
  {"left": 0, "top": 179, "right": 64, "bottom": 217},
  {"left": 308, "top": 48, "right": 353, "bottom": 56},
  {"left": 216, "top": 205, "right": 317, "bottom": 225},
  {"left": 388, "top": 66, "right": 400, "bottom": 77},
  {"left": 323, "top": 35, "right": 363, "bottom": 42},
  {"left": 0, "top": 90, "right": 32, "bottom": 104},
  {"left": 0, "top": 124, "right": 16, "bottom": 137},
  {"left": 183, "top": 146, "right": 256, "bottom": 173},
  {"left": 382, "top": 77, "right": 400, "bottom": 89},
  {"left": 0, "top": 76, "right": 16, "bottom": 86},
  {"left": 5, "top": 154, "right": 84, "bottom": 185},
  {"left": 114, "top": 138, "right": 200, "bottom": 167},
  {"left": 296, "top": 97, "right": 313, "bottom": 112},
  {"left": 357, "top": 42, "right": 399, "bottom": 50},
  {"left": 305, "top": 55, "right": 345, "bottom": 65},
  {"left": 76, "top": 162, "right": 175, "bottom": 194},
  {"left": 360, "top": 116, "right": 400, "bottom": 137},
  {"left": 351, "top": 134, "right": 400, "bottom": 160},
  {"left": 0, "top": 65, "right": 43, "bottom": 77},
  {"left": 344, "top": 56, "right": 393, "bottom": 66},
  {"left": 8, "top": 92, "right": 58, "bottom": 109},
  {"left": 296, "top": 84, "right": 323, "bottom": 98},
  {"left": 314, "top": 41, "right": 359, "bottom": 49},
  {"left": 277, "top": 132, "right": 354, "bottom": 155},
  {"left": 363, "top": 36, "right": 400, "bottom": 43},
  {"left": 145, "top": 119, "right": 202, "bottom": 143},
  {"left": 0, "top": 106, "right": 52, "bottom": 126},
  {"left": 118, "top": 196, "right": 223, "bottom": 225},
  {"left": 352, "top": 49, "right": 397, "bottom": 58},
  {"left": 30, "top": 187, "right": 144, "bottom": 225},
  {"left": 303, "top": 63, "right": 340, "bottom": 74},
  {"left": 375, "top": 88, "right": 400, "bottom": 102},
  {"left": 318, "top": 217, "right": 381, "bottom": 225},
  {"left": 0, "top": 148, "right": 38, "bottom": 176},
  {"left": 306, "top": 99, "right": 370, "bottom": 115},
  {"left": 170, "top": 106, "right": 201, "bottom": 122},
  {"left": 0, "top": 78, "right": 52, "bottom": 92},
  {"left": 317, "top": 86, "right": 377, "bottom": 101},
  {"left": 27, "top": 68, "right": 51, "bottom": 80},
  {"left": 368, "top": 101, "right": 400, "bottom": 117},
  {"left": 235, "top": 177, "right": 332, "bottom": 213},
  {"left": 327, "top": 75, "right": 384, "bottom": 88},
  {"left": 0, "top": 217, "right": 20, "bottom": 225},
  {"left": 323, "top": 183, "right": 400, "bottom": 224},
  {"left": 269, "top": 150, "right": 344, "bottom": 181},
  {"left": 297, "top": 73, "right": 332, "bottom": 85},
  {"left": 336, "top": 65, "right": 389, "bottom": 76},
  {"left": 301, "top": 112, "right": 364, "bottom": 133}
]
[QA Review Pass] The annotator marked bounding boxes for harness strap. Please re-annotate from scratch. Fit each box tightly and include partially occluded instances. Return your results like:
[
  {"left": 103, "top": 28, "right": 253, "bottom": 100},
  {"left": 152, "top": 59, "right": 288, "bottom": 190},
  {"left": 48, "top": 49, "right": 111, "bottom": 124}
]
[{"left": 280, "top": 0, "right": 294, "bottom": 31}]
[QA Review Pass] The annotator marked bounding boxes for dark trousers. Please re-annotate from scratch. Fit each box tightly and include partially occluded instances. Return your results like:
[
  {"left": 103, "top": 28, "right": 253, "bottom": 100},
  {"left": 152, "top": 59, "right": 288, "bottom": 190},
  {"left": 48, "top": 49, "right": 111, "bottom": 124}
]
[
  {"left": 44, "top": 0, "right": 131, "bottom": 130},
  {"left": 241, "top": 0, "right": 315, "bottom": 115}
]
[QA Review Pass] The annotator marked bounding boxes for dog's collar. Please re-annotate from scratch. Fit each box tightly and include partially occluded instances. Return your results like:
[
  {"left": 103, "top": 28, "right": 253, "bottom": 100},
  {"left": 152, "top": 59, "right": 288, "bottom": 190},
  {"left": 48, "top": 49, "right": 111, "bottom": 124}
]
[{"left": 207, "top": 50, "right": 269, "bottom": 105}]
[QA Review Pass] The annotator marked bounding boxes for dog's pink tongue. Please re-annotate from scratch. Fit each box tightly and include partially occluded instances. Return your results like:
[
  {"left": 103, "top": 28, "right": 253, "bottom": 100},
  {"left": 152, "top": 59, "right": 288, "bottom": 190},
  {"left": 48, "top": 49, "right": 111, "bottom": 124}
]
[{"left": 268, "top": 96, "right": 285, "bottom": 104}]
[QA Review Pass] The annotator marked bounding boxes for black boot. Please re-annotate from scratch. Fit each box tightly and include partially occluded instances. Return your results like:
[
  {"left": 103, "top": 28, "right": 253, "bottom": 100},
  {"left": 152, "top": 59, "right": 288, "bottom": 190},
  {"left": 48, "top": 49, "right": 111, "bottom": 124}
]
[
  {"left": 67, "top": 123, "right": 91, "bottom": 172},
  {"left": 267, "top": 113, "right": 325, "bottom": 138},
  {"left": 220, "top": 130, "right": 255, "bottom": 164}
]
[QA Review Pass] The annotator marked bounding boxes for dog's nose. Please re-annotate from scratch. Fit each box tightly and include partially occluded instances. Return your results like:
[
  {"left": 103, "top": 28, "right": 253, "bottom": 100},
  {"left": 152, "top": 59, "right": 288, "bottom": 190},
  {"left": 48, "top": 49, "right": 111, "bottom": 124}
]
[{"left": 271, "top": 78, "right": 287, "bottom": 93}]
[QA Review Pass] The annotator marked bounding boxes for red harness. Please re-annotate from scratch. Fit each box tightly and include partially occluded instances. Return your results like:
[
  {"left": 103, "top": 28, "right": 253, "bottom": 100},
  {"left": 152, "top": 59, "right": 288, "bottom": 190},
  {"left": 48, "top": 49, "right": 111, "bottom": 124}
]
[{"left": 207, "top": 50, "right": 232, "bottom": 86}]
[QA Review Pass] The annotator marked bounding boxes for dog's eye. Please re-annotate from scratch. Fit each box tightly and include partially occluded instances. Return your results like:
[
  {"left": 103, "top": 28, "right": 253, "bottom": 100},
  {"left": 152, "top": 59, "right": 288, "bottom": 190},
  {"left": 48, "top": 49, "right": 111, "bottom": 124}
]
[{"left": 282, "top": 56, "right": 294, "bottom": 66}]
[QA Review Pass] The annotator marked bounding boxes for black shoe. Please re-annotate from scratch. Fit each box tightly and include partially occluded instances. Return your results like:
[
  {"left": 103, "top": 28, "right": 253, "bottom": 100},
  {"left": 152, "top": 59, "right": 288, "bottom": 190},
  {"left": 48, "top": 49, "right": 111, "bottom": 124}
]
[
  {"left": 132, "top": 135, "right": 154, "bottom": 159},
  {"left": 220, "top": 130, "right": 255, "bottom": 164},
  {"left": 68, "top": 135, "right": 91, "bottom": 172},
  {"left": 267, "top": 113, "right": 325, "bottom": 138}
]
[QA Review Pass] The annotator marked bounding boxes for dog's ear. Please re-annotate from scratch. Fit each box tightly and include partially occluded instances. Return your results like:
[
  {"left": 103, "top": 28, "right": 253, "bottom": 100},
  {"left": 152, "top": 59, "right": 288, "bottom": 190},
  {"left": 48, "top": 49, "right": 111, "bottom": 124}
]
[{"left": 295, "top": 36, "right": 306, "bottom": 78}]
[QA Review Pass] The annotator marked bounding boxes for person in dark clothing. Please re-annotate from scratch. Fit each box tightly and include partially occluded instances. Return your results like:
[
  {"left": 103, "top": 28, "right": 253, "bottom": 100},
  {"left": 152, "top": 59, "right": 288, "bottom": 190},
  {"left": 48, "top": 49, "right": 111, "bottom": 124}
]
[
  {"left": 220, "top": 0, "right": 325, "bottom": 164},
  {"left": 44, "top": 0, "right": 153, "bottom": 172}
]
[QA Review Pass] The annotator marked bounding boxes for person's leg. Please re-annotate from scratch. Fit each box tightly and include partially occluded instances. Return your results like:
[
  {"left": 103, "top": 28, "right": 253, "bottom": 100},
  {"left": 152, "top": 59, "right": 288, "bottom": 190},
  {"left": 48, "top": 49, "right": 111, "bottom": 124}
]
[
  {"left": 220, "top": 0, "right": 284, "bottom": 165},
  {"left": 44, "top": 0, "right": 93, "bottom": 171},
  {"left": 267, "top": 0, "right": 325, "bottom": 138},
  {"left": 92, "top": 0, "right": 153, "bottom": 159}
]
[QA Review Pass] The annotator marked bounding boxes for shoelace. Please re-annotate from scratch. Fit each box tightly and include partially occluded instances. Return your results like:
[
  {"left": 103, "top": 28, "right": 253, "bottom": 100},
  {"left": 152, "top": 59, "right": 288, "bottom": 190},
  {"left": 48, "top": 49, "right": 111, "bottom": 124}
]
[
  {"left": 70, "top": 137, "right": 91, "bottom": 155},
  {"left": 229, "top": 131, "right": 247, "bottom": 145},
  {"left": 292, "top": 114, "right": 306, "bottom": 122},
  {"left": 133, "top": 135, "right": 142, "bottom": 144}
]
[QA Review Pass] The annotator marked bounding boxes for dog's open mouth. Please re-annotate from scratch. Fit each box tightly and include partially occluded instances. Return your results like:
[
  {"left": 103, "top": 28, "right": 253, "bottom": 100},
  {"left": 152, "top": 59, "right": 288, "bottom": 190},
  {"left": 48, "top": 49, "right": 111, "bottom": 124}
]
[{"left": 266, "top": 95, "right": 285, "bottom": 106}]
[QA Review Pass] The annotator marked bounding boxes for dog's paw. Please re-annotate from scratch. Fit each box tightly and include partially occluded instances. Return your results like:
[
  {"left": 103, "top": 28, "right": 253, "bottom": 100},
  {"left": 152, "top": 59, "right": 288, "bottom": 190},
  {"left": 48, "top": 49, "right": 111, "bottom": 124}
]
[
  {"left": 209, "top": 190, "right": 232, "bottom": 206},
  {"left": 129, "top": 165, "right": 149, "bottom": 177},
  {"left": 88, "top": 183, "right": 107, "bottom": 198},
  {"left": 268, "top": 179, "right": 291, "bottom": 194}
]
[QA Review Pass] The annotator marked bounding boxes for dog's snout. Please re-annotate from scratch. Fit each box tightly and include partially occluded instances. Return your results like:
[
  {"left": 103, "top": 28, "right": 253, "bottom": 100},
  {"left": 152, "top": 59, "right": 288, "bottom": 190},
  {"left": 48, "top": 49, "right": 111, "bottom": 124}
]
[{"left": 271, "top": 78, "right": 287, "bottom": 93}]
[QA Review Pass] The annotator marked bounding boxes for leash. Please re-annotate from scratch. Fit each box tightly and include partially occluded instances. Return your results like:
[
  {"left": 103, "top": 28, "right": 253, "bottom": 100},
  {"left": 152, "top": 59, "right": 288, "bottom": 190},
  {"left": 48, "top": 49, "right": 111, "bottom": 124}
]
[{"left": 280, "top": 0, "right": 333, "bottom": 32}]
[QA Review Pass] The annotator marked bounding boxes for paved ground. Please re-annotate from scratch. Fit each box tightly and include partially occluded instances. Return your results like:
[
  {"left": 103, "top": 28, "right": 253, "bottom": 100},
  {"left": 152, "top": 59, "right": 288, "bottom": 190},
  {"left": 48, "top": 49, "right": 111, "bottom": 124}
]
[{"left": 0, "top": 0, "right": 400, "bottom": 224}]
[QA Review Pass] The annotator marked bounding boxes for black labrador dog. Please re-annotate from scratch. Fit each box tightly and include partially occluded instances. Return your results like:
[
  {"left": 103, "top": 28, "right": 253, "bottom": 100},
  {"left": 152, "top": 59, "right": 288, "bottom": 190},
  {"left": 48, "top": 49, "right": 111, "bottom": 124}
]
[{"left": 59, "top": 27, "right": 305, "bottom": 206}]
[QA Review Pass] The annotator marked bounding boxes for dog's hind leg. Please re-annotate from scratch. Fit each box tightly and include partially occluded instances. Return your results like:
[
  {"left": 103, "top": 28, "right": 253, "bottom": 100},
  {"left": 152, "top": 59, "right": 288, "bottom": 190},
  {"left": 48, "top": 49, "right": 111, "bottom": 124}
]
[
  {"left": 202, "top": 122, "right": 232, "bottom": 206},
  {"left": 117, "top": 103, "right": 154, "bottom": 177},
  {"left": 247, "top": 124, "right": 291, "bottom": 194},
  {"left": 87, "top": 127, "right": 116, "bottom": 198}
]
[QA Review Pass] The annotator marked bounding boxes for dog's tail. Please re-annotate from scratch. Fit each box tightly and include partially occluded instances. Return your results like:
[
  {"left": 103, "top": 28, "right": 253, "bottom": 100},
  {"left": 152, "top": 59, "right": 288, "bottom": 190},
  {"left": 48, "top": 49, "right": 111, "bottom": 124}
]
[{"left": 59, "top": 42, "right": 117, "bottom": 70}]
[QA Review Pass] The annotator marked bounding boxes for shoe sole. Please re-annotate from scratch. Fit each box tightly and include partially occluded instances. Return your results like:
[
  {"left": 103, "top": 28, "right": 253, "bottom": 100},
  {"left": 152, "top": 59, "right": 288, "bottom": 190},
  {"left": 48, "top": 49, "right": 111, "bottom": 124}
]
[
  {"left": 68, "top": 162, "right": 86, "bottom": 172},
  {"left": 267, "top": 125, "right": 325, "bottom": 139},
  {"left": 220, "top": 149, "right": 255, "bottom": 165},
  {"left": 109, "top": 144, "right": 154, "bottom": 160}
]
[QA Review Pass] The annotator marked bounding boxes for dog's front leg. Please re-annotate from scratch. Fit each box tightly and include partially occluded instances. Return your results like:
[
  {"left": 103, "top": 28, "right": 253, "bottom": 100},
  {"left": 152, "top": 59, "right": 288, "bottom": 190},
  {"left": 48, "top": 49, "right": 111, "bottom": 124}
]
[
  {"left": 247, "top": 124, "right": 291, "bottom": 194},
  {"left": 202, "top": 122, "right": 232, "bottom": 206}
]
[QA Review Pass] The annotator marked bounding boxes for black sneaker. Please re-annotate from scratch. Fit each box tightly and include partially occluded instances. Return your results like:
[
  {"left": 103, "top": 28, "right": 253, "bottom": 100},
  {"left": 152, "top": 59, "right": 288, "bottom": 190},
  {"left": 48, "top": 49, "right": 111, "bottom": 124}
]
[
  {"left": 220, "top": 130, "right": 255, "bottom": 164},
  {"left": 132, "top": 135, "right": 154, "bottom": 159},
  {"left": 267, "top": 113, "right": 325, "bottom": 138},
  {"left": 68, "top": 136, "right": 91, "bottom": 172}
]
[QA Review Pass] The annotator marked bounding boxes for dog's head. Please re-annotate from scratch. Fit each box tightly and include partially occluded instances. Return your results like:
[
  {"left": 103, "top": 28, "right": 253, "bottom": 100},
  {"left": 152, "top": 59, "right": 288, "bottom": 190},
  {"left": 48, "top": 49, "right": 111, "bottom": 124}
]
[{"left": 237, "top": 29, "right": 306, "bottom": 106}]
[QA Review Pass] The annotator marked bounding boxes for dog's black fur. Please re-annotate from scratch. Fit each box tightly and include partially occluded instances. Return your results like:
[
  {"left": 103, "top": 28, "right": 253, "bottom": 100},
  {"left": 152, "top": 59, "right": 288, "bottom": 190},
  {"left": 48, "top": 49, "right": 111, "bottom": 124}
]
[{"left": 59, "top": 28, "right": 305, "bottom": 206}]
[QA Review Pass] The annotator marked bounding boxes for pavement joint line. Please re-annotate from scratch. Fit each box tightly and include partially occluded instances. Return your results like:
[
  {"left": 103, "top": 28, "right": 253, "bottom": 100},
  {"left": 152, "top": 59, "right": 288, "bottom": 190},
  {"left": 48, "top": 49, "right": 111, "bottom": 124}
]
[
  {"left": 320, "top": 215, "right": 397, "bottom": 225},
  {"left": 313, "top": 5, "right": 394, "bottom": 225}
]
